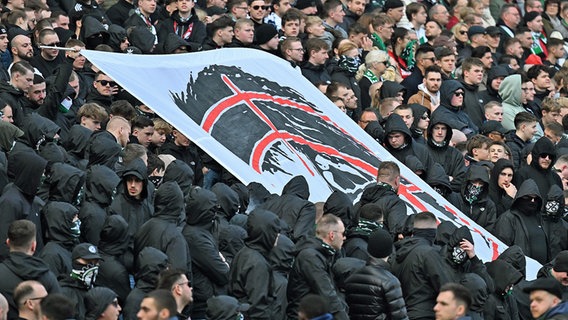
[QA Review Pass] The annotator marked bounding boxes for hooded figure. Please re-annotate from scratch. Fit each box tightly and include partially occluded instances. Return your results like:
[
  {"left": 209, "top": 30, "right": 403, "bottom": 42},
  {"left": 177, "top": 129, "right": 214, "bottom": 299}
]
[
  {"left": 270, "top": 234, "right": 295, "bottom": 320},
  {"left": 488, "top": 159, "right": 516, "bottom": 218},
  {"left": 134, "top": 181, "right": 189, "bottom": 272},
  {"left": 0, "top": 151, "right": 47, "bottom": 260},
  {"left": 379, "top": 80, "right": 406, "bottom": 101},
  {"left": 85, "top": 129, "right": 122, "bottom": 169},
  {"left": 183, "top": 187, "right": 229, "bottom": 319},
  {"left": 343, "top": 203, "right": 385, "bottom": 261},
  {"left": 500, "top": 74, "right": 524, "bottom": 131},
  {"left": 484, "top": 259, "right": 522, "bottom": 320},
  {"left": 107, "top": 24, "right": 128, "bottom": 52},
  {"left": 515, "top": 137, "right": 563, "bottom": 204},
  {"left": 38, "top": 201, "right": 80, "bottom": 277},
  {"left": 85, "top": 287, "right": 119, "bottom": 320},
  {"left": 449, "top": 165, "right": 497, "bottom": 231},
  {"left": 162, "top": 159, "right": 194, "bottom": 224},
  {"left": 479, "top": 65, "right": 508, "bottom": 106},
  {"left": 229, "top": 209, "right": 280, "bottom": 319},
  {"left": 426, "top": 162, "right": 456, "bottom": 199},
  {"left": 0, "top": 121, "right": 22, "bottom": 193},
  {"left": 96, "top": 215, "right": 131, "bottom": 306},
  {"left": 79, "top": 165, "right": 121, "bottom": 245},
  {"left": 323, "top": 190, "right": 353, "bottom": 230},
  {"left": 409, "top": 103, "right": 429, "bottom": 144},
  {"left": 206, "top": 295, "right": 250, "bottom": 320},
  {"left": 459, "top": 273, "right": 489, "bottom": 320},
  {"left": 47, "top": 162, "right": 86, "bottom": 205},
  {"left": 542, "top": 185, "right": 568, "bottom": 258},
  {"left": 260, "top": 176, "right": 316, "bottom": 242},
  {"left": 122, "top": 247, "right": 169, "bottom": 320},
  {"left": 426, "top": 111, "right": 467, "bottom": 192},
  {"left": 383, "top": 113, "right": 435, "bottom": 179},
  {"left": 127, "top": 26, "right": 156, "bottom": 54},
  {"left": 63, "top": 124, "right": 93, "bottom": 170},
  {"left": 494, "top": 179, "right": 550, "bottom": 264},
  {"left": 431, "top": 79, "right": 478, "bottom": 137},
  {"left": 78, "top": 15, "right": 110, "bottom": 49},
  {"left": 109, "top": 158, "right": 154, "bottom": 246},
  {"left": 247, "top": 182, "right": 273, "bottom": 213}
]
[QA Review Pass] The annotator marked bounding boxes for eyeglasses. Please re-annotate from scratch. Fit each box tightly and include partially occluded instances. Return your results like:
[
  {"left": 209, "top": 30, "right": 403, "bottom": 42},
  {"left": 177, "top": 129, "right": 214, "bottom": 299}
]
[
  {"left": 111, "top": 299, "right": 119, "bottom": 308},
  {"left": 290, "top": 48, "right": 305, "bottom": 52},
  {"left": 41, "top": 42, "right": 61, "bottom": 47},
  {"left": 459, "top": 30, "right": 467, "bottom": 35},
  {"left": 422, "top": 57, "right": 437, "bottom": 62},
  {"left": 454, "top": 91, "right": 464, "bottom": 97},
  {"left": 96, "top": 80, "right": 117, "bottom": 86},
  {"left": 251, "top": 5, "right": 270, "bottom": 10},
  {"left": 27, "top": 296, "right": 47, "bottom": 302}
]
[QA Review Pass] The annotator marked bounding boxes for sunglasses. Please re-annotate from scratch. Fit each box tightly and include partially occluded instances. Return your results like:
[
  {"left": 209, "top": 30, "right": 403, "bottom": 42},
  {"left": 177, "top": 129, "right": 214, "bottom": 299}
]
[
  {"left": 540, "top": 154, "right": 553, "bottom": 159},
  {"left": 96, "top": 80, "right": 117, "bottom": 86},
  {"left": 42, "top": 42, "right": 61, "bottom": 47},
  {"left": 459, "top": 30, "right": 467, "bottom": 35},
  {"left": 421, "top": 115, "right": 429, "bottom": 120},
  {"left": 251, "top": 5, "right": 270, "bottom": 10},
  {"left": 111, "top": 299, "right": 119, "bottom": 308},
  {"left": 454, "top": 91, "right": 464, "bottom": 97}
]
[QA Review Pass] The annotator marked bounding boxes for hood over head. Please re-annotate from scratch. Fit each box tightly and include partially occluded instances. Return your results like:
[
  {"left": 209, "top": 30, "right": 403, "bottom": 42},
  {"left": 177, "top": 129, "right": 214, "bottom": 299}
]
[
  {"left": 43, "top": 201, "right": 79, "bottom": 247},
  {"left": 211, "top": 182, "right": 240, "bottom": 220},
  {"left": 63, "top": 125, "right": 93, "bottom": 159},
  {"left": 0, "top": 121, "right": 23, "bottom": 152},
  {"left": 128, "top": 26, "right": 155, "bottom": 53},
  {"left": 448, "top": 226, "right": 474, "bottom": 248},
  {"left": 384, "top": 113, "right": 412, "bottom": 146},
  {"left": 380, "top": 80, "right": 406, "bottom": 99},
  {"left": 486, "top": 65, "right": 509, "bottom": 95},
  {"left": 80, "top": 15, "right": 110, "bottom": 49},
  {"left": 426, "top": 163, "right": 452, "bottom": 196},
  {"left": 163, "top": 33, "right": 191, "bottom": 54},
  {"left": 246, "top": 209, "right": 281, "bottom": 254},
  {"left": 434, "top": 220, "right": 458, "bottom": 247},
  {"left": 543, "top": 184, "right": 565, "bottom": 221},
  {"left": 85, "top": 287, "right": 118, "bottom": 320},
  {"left": 12, "top": 151, "right": 47, "bottom": 197},
  {"left": 439, "top": 80, "right": 465, "bottom": 109},
  {"left": 121, "top": 158, "right": 149, "bottom": 199},
  {"left": 499, "top": 74, "right": 522, "bottom": 106},
  {"left": 427, "top": 112, "right": 453, "bottom": 147},
  {"left": 323, "top": 190, "right": 353, "bottom": 229},
  {"left": 98, "top": 214, "right": 130, "bottom": 256},
  {"left": 185, "top": 186, "right": 217, "bottom": 226},
  {"left": 48, "top": 162, "right": 86, "bottom": 204},
  {"left": 135, "top": 246, "right": 169, "bottom": 284},
  {"left": 154, "top": 181, "right": 184, "bottom": 222},
  {"left": 282, "top": 175, "right": 310, "bottom": 199},
  {"left": 269, "top": 233, "right": 295, "bottom": 272},
  {"left": 107, "top": 24, "right": 127, "bottom": 51},
  {"left": 86, "top": 132, "right": 122, "bottom": 169},
  {"left": 459, "top": 273, "right": 488, "bottom": 312},
  {"left": 461, "top": 165, "right": 490, "bottom": 199},
  {"left": 85, "top": 165, "right": 120, "bottom": 206},
  {"left": 20, "top": 113, "right": 60, "bottom": 150},
  {"left": 162, "top": 160, "right": 194, "bottom": 197},
  {"left": 530, "top": 137, "right": 557, "bottom": 171},
  {"left": 486, "top": 259, "right": 523, "bottom": 294},
  {"left": 231, "top": 183, "right": 249, "bottom": 213},
  {"left": 247, "top": 182, "right": 272, "bottom": 212},
  {"left": 489, "top": 159, "right": 514, "bottom": 197},
  {"left": 409, "top": 103, "right": 429, "bottom": 131},
  {"left": 497, "top": 245, "right": 527, "bottom": 277},
  {"left": 512, "top": 179, "right": 542, "bottom": 209}
]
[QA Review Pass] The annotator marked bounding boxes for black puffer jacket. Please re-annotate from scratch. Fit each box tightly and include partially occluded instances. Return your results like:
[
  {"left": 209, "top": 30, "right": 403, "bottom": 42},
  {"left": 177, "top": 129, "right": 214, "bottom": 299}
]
[
  {"left": 390, "top": 237, "right": 451, "bottom": 320},
  {"left": 134, "top": 181, "right": 190, "bottom": 272},
  {"left": 183, "top": 187, "right": 229, "bottom": 319},
  {"left": 426, "top": 112, "right": 466, "bottom": 192},
  {"left": 38, "top": 201, "right": 79, "bottom": 277},
  {"left": 96, "top": 215, "right": 132, "bottom": 305},
  {"left": 79, "top": 165, "right": 120, "bottom": 245},
  {"left": 229, "top": 209, "right": 281, "bottom": 319},
  {"left": 449, "top": 165, "right": 497, "bottom": 231},
  {"left": 344, "top": 257, "right": 408, "bottom": 320},
  {"left": 260, "top": 176, "right": 316, "bottom": 242},
  {"left": 287, "top": 237, "right": 348, "bottom": 320}
]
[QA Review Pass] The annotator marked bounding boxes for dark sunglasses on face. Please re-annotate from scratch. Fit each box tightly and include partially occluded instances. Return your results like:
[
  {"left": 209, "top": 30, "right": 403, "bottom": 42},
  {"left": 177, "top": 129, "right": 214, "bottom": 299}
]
[
  {"left": 454, "top": 91, "right": 464, "bottom": 97},
  {"left": 96, "top": 80, "right": 117, "bottom": 86},
  {"left": 252, "top": 5, "right": 270, "bottom": 10}
]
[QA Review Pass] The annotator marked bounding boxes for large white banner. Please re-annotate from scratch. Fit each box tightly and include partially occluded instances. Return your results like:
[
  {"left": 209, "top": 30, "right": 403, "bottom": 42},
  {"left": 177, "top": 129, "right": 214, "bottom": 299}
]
[{"left": 81, "top": 49, "right": 540, "bottom": 278}]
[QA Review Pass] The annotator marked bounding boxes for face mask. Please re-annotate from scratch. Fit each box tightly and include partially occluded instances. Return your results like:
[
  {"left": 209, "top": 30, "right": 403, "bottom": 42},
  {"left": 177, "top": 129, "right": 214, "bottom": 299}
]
[
  {"left": 451, "top": 246, "right": 467, "bottom": 265},
  {"left": 339, "top": 55, "right": 361, "bottom": 74},
  {"left": 74, "top": 186, "right": 85, "bottom": 207},
  {"left": 464, "top": 183, "right": 483, "bottom": 204},
  {"left": 518, "top": 197, "right": 539, "bottom": 214},
  {"left": 148, "top": 176, "right": 163, "bottom": 188},
  {"left": 413, "top": 228, "right": 437, "bottom": 244},
  {"left": 432, "top": 185, "right": 447, "bottom": 197},
  {"left": 70, "top": 219, "right": 81, "bottom": 238},
  {"left": 71, "top": 263, "right": 99, "bottom": 288}
]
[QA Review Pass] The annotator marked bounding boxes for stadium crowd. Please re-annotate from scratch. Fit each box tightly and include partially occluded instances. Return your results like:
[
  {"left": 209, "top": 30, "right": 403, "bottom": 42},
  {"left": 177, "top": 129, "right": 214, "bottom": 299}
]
[{"left": 3, "top": 0, "right": 568, "bottom": 319}]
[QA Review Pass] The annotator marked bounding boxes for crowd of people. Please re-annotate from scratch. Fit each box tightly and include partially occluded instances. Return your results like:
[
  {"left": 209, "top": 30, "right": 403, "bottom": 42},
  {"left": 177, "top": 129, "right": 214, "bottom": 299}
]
[{"left": 2, "top": 0, "right": 568, "bottom": 318}]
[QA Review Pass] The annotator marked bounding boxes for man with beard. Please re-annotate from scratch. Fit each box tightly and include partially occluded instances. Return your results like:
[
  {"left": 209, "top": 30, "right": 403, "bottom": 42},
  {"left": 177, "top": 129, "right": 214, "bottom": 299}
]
[
  {"left": 424, "top": 20, "right": 442, "bottom": 46},
  {"left": 408, "top": 65, "right": 442, "bottom": 111},
  {"left": 13, "top": 281, "right": 48, "bottom": 320}
]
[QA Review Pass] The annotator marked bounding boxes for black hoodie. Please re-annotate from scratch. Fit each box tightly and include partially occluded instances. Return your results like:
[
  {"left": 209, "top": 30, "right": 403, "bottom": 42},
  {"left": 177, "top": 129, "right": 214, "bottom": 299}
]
[
  {"left": 47, "top": 162, "right": 86, "bottom": 204},
  {"left": 409, "top": 103, "right": 429, "bottom": 145},
  {"left": 478, "top": 65, "right": 508, "bottom": 106},
  {"left": 85, "top": 130, "right": 122, "bottom": 169},
  {"left": 431, "top": 79, "right": 478, "bottom": 137},
  {"left": 494, "top": 179, "right": 550, "bottom": 264},
  {"left": 542, "top": 184, "right": 568, "bottom": 258},
  {"left": 488, "top": 159, "right": 515, "bottom": 218},
  {"left": 323, "top": 190, "right": 353, "bottom": 230},
  {"left": 484, "top": 259, "right": 522, "bottom": 320},
  {"left": 63, "top": 125, "right": 93, "bottom": 170}
]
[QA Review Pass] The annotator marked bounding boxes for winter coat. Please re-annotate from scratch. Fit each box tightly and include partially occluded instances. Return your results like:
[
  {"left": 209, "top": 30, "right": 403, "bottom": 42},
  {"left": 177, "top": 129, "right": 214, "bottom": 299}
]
[
  {"left": 542, "top": 185, "right": 568, "bottom": 258},
  {"left": 301, "top": 61, "right": 332, "bottom": 86},
  {"left": 449, "top": 165, "right": 497, "bottom": 231},
  {"left": 269, "top": 234, "right": 295, "bottom": 320},
  {"left": 47, "top": 162, "right": 85, "bottom": 204},
  {"left": 0, "top": 151, "right": 47, "bottom": 260},
  {"left": 494, "top": 179, "right": 550, "bottom": 264},
  {"left": 183, "top": 187, "right": 229, "bottom": 319},
  {"left": 344, "top": 258, "right": 409, "bottom": 320},
  {"left": 286, "top": 237, "right": 348, "bottom": 320},
  {"left": 390, "top": 237, "right": 452, "bottom": 320},
  {"left": 488, "top": 159, "right": 515, "bottom": 217},
  {"left": 63, "top": 125, "right": 93, "bottom": 170},
  {"left": 354, "top": 183, "right": 407, "bottom": 237},
  {"left": 38, "top": 201, "right": 79, "bottom": 277},
  {"left": 500, "top": 74, "right": 525, "bottom": 131},
  {"left": 478, "top": 66, "right": 508, "bottom": 107},
  {"left": 484, "top": 260, "right": 522, "bottom": 320},
  {"left": 96, "top": 215, "right": 132, "bottom": 305},
  {"left": 79, "top": 165, "right": 121, "bottom": 245},
  {"left": 59, "top": 274, "right": 90, "bottom": 320},
  {"left": 229, "top": 209, "right": 281, "bottom": 319},
  {"left": 163, "top": 159, "right": 194, "bottom": 197},
  {"left": 460, "top": 79, "right": 484, "bottom": 128},
  {"left": 0, "top": 80, "right": 29, "bottom": 127},
  {"left": 426, "top": 112, "right": 467, "bottom": 192},
  {"left": 431, "top": 80, "right": 478, "bottom": 137},
  {"left": 323, "top": 190, "right": 354, "bottom": 230},
  {"left": 85, "top": 130, "right": 122, "bottom": 169},
  {"left": 157, "top": 9, "right": 206, "bottom": 48},
  {"left": 134, "top": 181, "right": 190, "bottom": 272},
  {"left": 159, "top": 140, "right": 204, "bottom": 186},
  {"left": 505, "top": 132, "right": 530, "bottom": 171},
  {"left": 106, "top": 0, "right": 135, "bottom": 26},
  {"left": 260, "top": 176, "right": 316, "bottom": 242}
]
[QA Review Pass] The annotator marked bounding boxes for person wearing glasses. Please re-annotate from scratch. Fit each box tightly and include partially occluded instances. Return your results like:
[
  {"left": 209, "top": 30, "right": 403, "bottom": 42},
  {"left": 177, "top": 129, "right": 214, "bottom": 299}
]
[
  {"left": 85, "top": 287, "right": 122, "bottom": 320},
  {"left": 431, "top": 79, "right": 478, "bottom": 138},
  {"left": 156, "top": 270, "right": 193, "bottom": 320},
  {"left": 86, "top": 72, "right": 121, "bottom": 111},
  {"left": 13, "top": 281, "right": 47, "bottom": 320},
  {"left": 401, "top": 46, "right": 437, "bottom": 101},
  {"left": 29, "top": 29, "right": 63, "bottom": 78},
  {"left": 280, "top": 37, "right": 304, "bottom": 70},
  {"left": 248, "top": 0, "right": 268, "bottom": 29}
]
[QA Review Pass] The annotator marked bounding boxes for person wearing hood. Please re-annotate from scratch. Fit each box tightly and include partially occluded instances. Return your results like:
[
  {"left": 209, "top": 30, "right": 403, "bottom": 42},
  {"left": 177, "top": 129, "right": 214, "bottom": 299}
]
[
  {"left": 459, "top": 273, "right": 489, "bottom": 320},
  {"left": 122, "top": 247, "right": 169, "bottom": 320},
  {"left": 379, "top": 80, "right": 406, "bottom": 104},
  {"left": 501, "top": 74, "right": 528, "bottom": 131},
  {"left": 270, "top": 234, "right": 295, "bottom": 320},
  {"left": 84, "top": 287, "right": 121, "bottom": 320},
  {"left": 323, "top": 190, "right": 353, "bottom": 231},
  {"left": 7, "top": 113, "right": 60, "bottom": 168},
  {"left": 109, "top": 158, "right": 154, "bottom": 248},
  {"left": 157, "top": 0, "right": 206, "bottom": 49},
  {"left": 494, "top": 179, "right": 550, "bottom": 264},
  {"left": 159, "top": 128, "right": 203, "bottom": 186},
  {"left": 541, "top": 185, "right": 568, "bottom": 259},
  {"left": 127, "top": 27, "right": 156, "bottom": 54},
  {"left": 515, "top": 137, "right": 563, "bottom": 204},
  {"left": 426, "top": 112, "right": 467, "bottom": 192},
  {"left": 449, "top": 166, "right": 497, "bottom": 231},
  {"left": 63, "top": 124, "right": 93, "bottom": 170},
  {"left": 260, "top": 175, "right": 316, "bottom": 243},
  {"left": 344, "top": 228, "right": 408, "bottom": 320},
  {"left": 134, "top": 181, "right": 190, "bottom": 272},
  {"left": 478, "top": 65, "right": 508, "bottom": 107},
  {"left": 229, "top": 208, "right": 281, "bottom": 319},
  {"left": 0, "top": 151, "right": 47, "bottom": 260},
  {"left": 286, "top": 214, "right": 348, "bottom": 320},
  {"left": 383, "top": 113, "right": 435, "bottom": 179},
  {"left": 38, "top": 202, "right": 81, "bottom": 278},
  {"left": 95, "top": 215, "right": 132, "bottom": 306},
  {"left": 206, "top": 295, "right": 250, "bottom": 320},
  {"left": 409, "top": 103, "right": 430, "bottom": 145},
  {"left": 431, "top": 79, "right": 479, "bottom": 138},
  {"left": 182, "top": 187, "right": 229, "bottom": 319},
  {"left": 390, "top": 211, "right": 452, "bottom": 320},
  {"left": 488, "top": 159, "right": 517, "bottom": 217},
  {"left": 484, "top": 259, "right": 523, "bottom": 320},
  {"left": 107, "top": 24, "right": 129, "bottom": 52},
  {"left": 408, "top": 66, "right": 442, "bottom": 112},
  {"left": 79, "top": 165, "right": 121, "bottom": 246},
  {"left": 45, "top": 162, "right": 86, "bottom": 205},
  {"left": 343, "top": 203, "right": 384, "bottom": 261},
  {"left": 0, "top": 220, "right": 60, "bottom": 320}
]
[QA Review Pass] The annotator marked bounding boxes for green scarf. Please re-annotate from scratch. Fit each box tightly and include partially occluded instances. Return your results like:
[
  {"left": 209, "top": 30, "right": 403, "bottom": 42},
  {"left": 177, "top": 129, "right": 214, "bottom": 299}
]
[
  {"left": 352, "top": 218, "right": 382, "bottom": 236},
  {"left": 371, "top": 32, "right": 387, "bottom": 51},
  {"left": 364, "top": 69, "right": 379, "bottom": 84},
  {"left": 401, "top": 39, "right": 417, "bottom": 70}
]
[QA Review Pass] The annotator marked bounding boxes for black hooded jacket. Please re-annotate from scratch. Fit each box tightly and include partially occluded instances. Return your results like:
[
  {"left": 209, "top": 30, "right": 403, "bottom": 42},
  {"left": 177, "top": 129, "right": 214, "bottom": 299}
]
[
  {"left": 47, "top": 162, "right": 86, "bottom": 204},
  {"left": 354, "top": 182, "right": 407, "bottom": 237},
  {"left": 229, "top": 209, "right": 281, "bottom": 319},
  {"left": 79, "top": 165, "right": 121, "bottom": 245},
  {"left": 488, "top": 159, "right": 516, "bottom": 218},
  {"left": 301, "top": 61, "right": 332, "bottom": 85},
  {"left": 85, "top": 130, "right": 122, "bottom": 169},
  {"left": 269, "top": 234, "right": 295, "bottom": 320},
  {"left": 431, "top": 80, "right": 478, "bottom": 137},
  {"left": 0, "top": 251, "right": 61, "bottom": 320},
  {"left": 159, "top": 140, "right": 204, "bottom": 186},
  {"left": 157, "top": 9, "right": 206, "bottom": 47},
  {"left": 478, "top": 66, "right": 508, "bottom": 106},
  {"left": 390, "top": 236, "right": 451, "bottom": 320},
  {"left": 260, "top": 176, "right": 316, "bottom": 242},
  {"left": 323, "top": 190, "right": 353, "bottom": 230},
  {"left": 409, "top": 103, "right": 429, "bottom": 145},
  {"left": 515, "top": 137, "right": 563, "bottom": 204},
  {"left": 286, "top": 236, "right": 348, "bottom": 320},
  {"left": 38, "top": 201, "right": 79, "bottom": 277},
  {"left": 182, "top": 187, "right": 229, "bottom": 318},
  {"left": 494, "top": 179, "right": 550, "bottom": 264},
  {"left": 134, "top": 181, "right": 190, "bottom": 272},
  {"left": 542, "top": 185, "right": 568, "bottom": 258},
  {"left": 426, "top": 112, "right": 466, "bottom": 192},
  {"left": 63, "top": 125, "right": 92, "bottom": 170},
  {"left": 449, "top": 165, "right": 497, "bottom": 231},
  {"left": 96, "top": 215, "right": 132, "bottom": 305},
  {"left": 484, "top": 259, "right": 522, "bottom": 320}
]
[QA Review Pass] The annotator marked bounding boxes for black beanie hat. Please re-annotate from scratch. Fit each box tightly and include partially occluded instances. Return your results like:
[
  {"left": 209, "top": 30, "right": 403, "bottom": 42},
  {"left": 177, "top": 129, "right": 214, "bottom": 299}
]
[
  {"left": 382, "top": 0, "right": 404, "bottom": 12},
  {"left": 85, "top": 287, "right": 117, "bottom": 320},
  {"left": 367, "top": 229, "right": 393, "bottom": 258},
  {"left": 255, "top": 24, "right": 278, "bottom": 45}
]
